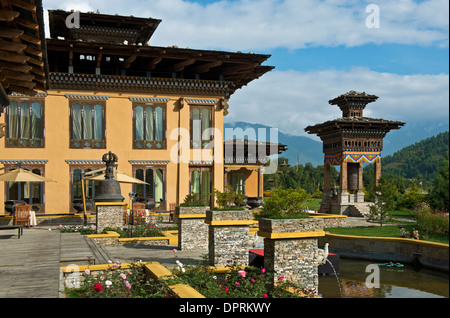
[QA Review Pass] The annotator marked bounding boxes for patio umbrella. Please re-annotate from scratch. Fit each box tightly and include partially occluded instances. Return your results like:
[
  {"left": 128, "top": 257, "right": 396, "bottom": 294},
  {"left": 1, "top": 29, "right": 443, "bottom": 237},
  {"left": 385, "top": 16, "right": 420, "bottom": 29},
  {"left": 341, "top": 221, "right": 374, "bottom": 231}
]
[
  {"left": 84, "top": 171, "right": 149, "bottom": 185},
  {"left": 0, "top": 168, "right": 56, "bottom": 182}
]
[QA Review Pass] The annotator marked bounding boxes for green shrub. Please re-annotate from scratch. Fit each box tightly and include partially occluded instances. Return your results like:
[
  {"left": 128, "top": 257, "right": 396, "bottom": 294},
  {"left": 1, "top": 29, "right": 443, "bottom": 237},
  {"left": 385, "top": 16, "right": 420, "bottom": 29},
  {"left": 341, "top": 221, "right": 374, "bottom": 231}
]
[
  {"left": 259, "top": 187, "right": 310, "bottom": 219},
  {"left": 179, "top": 193, "right": 206, "bottom": 207},
  {"left": 413, "top": 202, "right": 449, "bottom": 235},
  {"left": 212, "top": 185, "right": 245, "bottom": 210}
]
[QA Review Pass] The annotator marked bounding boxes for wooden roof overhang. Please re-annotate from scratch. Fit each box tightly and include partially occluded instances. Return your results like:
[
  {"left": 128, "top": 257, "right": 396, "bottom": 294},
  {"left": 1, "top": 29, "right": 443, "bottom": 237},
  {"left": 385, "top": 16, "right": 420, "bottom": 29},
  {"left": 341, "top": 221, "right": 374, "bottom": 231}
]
[
  {"left": 304, "top": 117, "right": 405, "bottom": 139},
  {"left": 0, "top": 0, "right": 48, "bottom": 109},
  {"left": 46, "top": 38, "right": 273, "bottom": 94},
  {"left": 48, "top": 10, "right": 161, "bottom": 45},
  {"left": 224, "top": 138, "right": 287, "bottom": 165}
]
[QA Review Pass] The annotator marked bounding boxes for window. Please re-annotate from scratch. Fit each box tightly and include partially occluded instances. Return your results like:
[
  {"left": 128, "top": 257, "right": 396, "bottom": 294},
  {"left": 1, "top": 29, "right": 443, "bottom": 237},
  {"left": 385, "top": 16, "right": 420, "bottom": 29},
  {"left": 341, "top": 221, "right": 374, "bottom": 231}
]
[
  {"left": 6, "top": 98, "right": 44, "bottom": 147},
  {"left": 133, "top": 166, "right": 166, "bottom": 210},
  {"left": 229, "top": 171, "right": 246, "bottom": 195},
  {"left": 133, "top": 103, "right": 166, "bottom": 149},
  {"left": 190, "top": 106, "right": 212, "bottom": 148},
  {"left": 70, "top": 166, "right": 102, "bottom": 212},
  {"left": 189, "top": 166, "right": 212, "bottom": 205},
  {"left": 5, "top": 166, "right": 45, "bottom": 212},
  {"left": 70, "top": 101, "right": 105, "bottom": 148}
]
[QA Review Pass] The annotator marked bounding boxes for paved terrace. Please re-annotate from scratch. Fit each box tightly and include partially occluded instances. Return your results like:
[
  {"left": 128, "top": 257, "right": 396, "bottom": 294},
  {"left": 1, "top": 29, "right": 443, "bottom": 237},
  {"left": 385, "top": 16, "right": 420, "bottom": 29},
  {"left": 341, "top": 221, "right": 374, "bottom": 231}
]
[{"left": 0, "top": 217, "right": 378, "bottom": 298}]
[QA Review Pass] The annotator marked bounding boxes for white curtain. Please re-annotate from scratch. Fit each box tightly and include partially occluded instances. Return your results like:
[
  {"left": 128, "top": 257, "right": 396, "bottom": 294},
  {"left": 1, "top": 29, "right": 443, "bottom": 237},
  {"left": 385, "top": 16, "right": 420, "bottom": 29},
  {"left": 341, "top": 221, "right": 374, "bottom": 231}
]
[
  {"left": 135, "top": 106, "right": 144, "bottom": 140},
  {"left": 192, "top": 108, "right": 201, "bottom": 146},
  {"left": 155, "top": 169, "right": 164, "bottom": 204},
  {"left": 72, "top": 104, "right": 82, "bottom": 140},
  {"left": 155, "top": 106, "right": 163, "bottom": 141},
  {"left": 8, "top": 101, "right": 19, "bottom": 139},
  {"left": 201, "top": 170, "right": 211, "bottom": 204},
  {"left": 145, "top": 106, "right": 153, "bottom": 141},
  {"left": 201, "top": 108, "right": 210, "bottom": 143},
  {"left": 20, "top": 102, "right": 30, "bottom": 139},
  {"left": 93, "top": 104, "right": 103, "bottom": 140},
  {"left": 191, "top": 170, "right": 200, "bottom": 196},
  {"left": 83, "top": 104, "right": 92, "bottom": 139},
  {"left": 31, "top": 102, "right": 42, "bottom": 139}
]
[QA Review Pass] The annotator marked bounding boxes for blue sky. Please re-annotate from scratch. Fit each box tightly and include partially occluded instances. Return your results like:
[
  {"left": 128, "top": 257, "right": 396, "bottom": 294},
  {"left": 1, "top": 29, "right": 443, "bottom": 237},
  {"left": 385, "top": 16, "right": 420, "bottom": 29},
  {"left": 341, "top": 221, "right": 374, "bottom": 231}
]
[{"left": 42, "top": 0, "right": 449, "bottom": 152}]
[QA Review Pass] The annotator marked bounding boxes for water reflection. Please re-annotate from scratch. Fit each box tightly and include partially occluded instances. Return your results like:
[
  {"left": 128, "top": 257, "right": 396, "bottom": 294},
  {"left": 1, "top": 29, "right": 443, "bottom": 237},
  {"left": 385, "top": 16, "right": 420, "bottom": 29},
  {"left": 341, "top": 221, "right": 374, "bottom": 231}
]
[{"left": 319, "top": 258, "right": 449, "bottom": 298}]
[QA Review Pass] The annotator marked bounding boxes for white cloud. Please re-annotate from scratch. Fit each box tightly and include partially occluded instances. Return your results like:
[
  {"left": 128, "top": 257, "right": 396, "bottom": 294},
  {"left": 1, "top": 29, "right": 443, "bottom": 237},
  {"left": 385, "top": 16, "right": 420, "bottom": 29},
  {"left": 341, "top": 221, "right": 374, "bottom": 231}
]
[
  {"left": 225, "top": 68, "right": 449, "bottom": 138},
  {"left": 42, "top": 0, "right": 449, "bottom": 49}
]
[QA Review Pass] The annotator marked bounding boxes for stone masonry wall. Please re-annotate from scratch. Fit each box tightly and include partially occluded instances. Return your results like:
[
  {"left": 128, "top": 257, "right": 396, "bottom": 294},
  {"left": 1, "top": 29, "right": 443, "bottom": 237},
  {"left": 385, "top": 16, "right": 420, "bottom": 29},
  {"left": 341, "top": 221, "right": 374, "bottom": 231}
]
[
  {"left": 264, "top": 238, "right": 318, "bottom": 290},
  {"left": 208, "top": 225, "right": 249, "bottom": 267},
  {"left": 178, "top": 218, "right": 208, "bottom": 250},
  {"left": 96, "top": 204, "right": 124, "bottom": 233}
]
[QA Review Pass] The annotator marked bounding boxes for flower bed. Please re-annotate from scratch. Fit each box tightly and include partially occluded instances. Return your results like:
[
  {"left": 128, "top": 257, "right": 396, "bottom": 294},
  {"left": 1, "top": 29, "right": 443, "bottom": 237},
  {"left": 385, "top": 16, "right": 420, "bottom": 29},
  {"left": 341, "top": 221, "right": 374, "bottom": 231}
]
[
  {"left": 65, "top": 262, "right": 175, "bottom": 298},
  {"left": 166, "top": 253, "right": 316, "bottom": 298},
  {"left": 414, "top": 202, "right": 449, "bottom": 235}
]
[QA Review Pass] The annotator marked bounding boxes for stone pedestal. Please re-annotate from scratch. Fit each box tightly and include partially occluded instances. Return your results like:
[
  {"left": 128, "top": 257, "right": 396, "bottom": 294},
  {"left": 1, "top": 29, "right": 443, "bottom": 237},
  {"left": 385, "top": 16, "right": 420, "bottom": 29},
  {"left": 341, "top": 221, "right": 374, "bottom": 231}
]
[
  {"left": 96, "top": 202, "right": 126, "bottom": 233},
  {"left": 258, "top": 218, "right": 325, "bottom": 293},
  {"left": 176, "top": 206, "right": 209, "bottom": 251},
  {"left": 205, "top": 210, "right": 253, "bottom": 267}
]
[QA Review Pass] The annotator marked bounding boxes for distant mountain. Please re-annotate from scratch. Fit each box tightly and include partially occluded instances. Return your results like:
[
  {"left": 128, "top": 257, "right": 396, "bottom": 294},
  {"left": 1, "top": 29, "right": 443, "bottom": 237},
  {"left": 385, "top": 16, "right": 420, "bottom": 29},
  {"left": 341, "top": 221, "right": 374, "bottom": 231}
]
[
  {"left": 224, "top": 121, "right": 323, "bottom": 166},
  {"left": 381, "top": 131, "right": 449, "bottom": 182},
  {"left": 224, "top": 121, "right": 450, "bottom": 173}
]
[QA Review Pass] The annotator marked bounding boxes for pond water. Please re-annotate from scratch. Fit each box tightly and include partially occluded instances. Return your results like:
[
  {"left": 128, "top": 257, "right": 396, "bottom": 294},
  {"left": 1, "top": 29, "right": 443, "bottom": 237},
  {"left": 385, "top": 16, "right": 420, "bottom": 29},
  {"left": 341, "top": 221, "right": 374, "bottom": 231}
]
[{"left": 318, "top": 258, "right": 449, "bottom": 298}]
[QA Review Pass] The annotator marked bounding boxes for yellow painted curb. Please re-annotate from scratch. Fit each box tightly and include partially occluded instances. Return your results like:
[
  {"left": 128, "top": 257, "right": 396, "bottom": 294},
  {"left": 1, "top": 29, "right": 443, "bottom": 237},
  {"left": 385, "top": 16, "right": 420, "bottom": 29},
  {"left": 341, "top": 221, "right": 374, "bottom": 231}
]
[
  {"left": 324, "top": 232, "right": 449, "bottom": 248},
  {"left": 205, "top": 220, "right": 254, "bottom": 226},
  {"left": 258, "top": 230, "right": 326, "bottom": 239},
  {"left": 177, "top": 214, "right": 206, "bottom": 219}
]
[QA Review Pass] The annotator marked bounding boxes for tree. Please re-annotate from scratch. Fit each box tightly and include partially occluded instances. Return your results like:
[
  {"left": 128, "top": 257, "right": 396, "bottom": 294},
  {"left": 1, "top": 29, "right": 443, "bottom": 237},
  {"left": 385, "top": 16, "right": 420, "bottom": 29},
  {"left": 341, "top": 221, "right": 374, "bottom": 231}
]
[
  {"left": 367, "top": 191, "right": 393, "bottom": 226},
  {"left": 428, "top": 151, "right": 449, "bottom": 211}
]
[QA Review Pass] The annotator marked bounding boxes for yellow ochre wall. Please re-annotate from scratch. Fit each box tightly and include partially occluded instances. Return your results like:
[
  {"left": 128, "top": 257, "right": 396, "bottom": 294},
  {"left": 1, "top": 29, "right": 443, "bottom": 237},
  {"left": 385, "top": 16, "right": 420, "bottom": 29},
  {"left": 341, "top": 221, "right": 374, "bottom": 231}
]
[{"left": 0, "top": 89, "right": 225, "bottom": 214}]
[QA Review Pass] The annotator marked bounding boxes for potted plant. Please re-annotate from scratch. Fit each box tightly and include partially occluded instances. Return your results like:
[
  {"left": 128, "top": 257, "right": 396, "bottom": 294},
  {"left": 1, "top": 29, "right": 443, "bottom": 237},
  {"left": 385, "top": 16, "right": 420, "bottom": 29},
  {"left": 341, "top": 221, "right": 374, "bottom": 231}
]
[{"left": 176, "top": 193, "right": 209, "bottom": 219}]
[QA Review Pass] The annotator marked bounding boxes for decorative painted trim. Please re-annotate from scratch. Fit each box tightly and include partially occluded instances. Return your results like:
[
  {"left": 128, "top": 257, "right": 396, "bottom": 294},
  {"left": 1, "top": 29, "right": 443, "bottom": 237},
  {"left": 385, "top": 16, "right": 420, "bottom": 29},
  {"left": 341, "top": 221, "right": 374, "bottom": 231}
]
[
  {"left": 128, "top": 97, "right": 170, "bottom": 103},
  {"left": 257, "top": 230, "right": 326, "bottom": 239},
  {"left": 64, "top": 94, "right": 110, "bottom": 101},
  {"left": 0, "top": 159, "right": 48, "bottom": 165},
  {"left": 189, "top": 160, "right": 213, "bottom": 165},
  {"left": 10, "top": 92, "right": 48, "bottom": 98},
  {"left": 324, "top": 152, "right": 381, "bottom": 165},
  {"left": 128, "top": 160, "right": 170, "bottom": 165},
  {"left": 65, "top": 160, "right": 103, "bottom": 165},
  {"left": 185, "top": 98, "right": 218, "bottom": 105}
]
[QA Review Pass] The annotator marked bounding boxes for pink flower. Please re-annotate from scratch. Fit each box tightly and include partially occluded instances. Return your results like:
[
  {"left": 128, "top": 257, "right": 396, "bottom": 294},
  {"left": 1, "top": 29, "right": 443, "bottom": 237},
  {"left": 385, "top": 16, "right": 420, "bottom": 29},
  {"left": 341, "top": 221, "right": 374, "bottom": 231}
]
[
  {"left": 93, "top": 284, "right": 103, "bottom": 292},
  {"left": 100, "top": 276, "right": 104, "bottom": 280},
  {"left": 263, "top": 294, "right": 268, "bottom": 298},
  {"left": 84, "top": 269, "right": 90, "bottom": 275},
  {"left": 112, "top": 263, "right": 118, "bottom": 268},
  {"left": 105, "top": 280, "right": 112, "bottom": 288},
  {"left": 120, "top": 274, "right": 127, "bottom": 279},
  {"left": 261, "top": 268, "right": 266, "bottom": 274},
  {"left": 124, "top": 281, "right": 131, "bottom": 289},
  {"left": 250, "top": 279, "right": 255, "bottom": 283},
  {"left": 279, "top": 276, "right": 284, "bottom": 281},
  {"left": 238, "top": 270, "right": 246, "bottom": 278},
  {"left": 173, "top": 249, "right": 177, "bottom": 253},
  {"left": 235, "top": 282, "right": 240, "bottom": 286},
  {"left": 225, "top": 288, "right": 229, "bottom": 292}
]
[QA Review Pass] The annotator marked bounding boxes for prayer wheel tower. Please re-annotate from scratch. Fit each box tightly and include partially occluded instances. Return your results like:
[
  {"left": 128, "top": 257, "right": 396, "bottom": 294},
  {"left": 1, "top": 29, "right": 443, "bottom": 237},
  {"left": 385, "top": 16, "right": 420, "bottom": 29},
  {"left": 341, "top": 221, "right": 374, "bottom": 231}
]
[{"left": 305, "top": 91, "right": 404, "bottom": 216}]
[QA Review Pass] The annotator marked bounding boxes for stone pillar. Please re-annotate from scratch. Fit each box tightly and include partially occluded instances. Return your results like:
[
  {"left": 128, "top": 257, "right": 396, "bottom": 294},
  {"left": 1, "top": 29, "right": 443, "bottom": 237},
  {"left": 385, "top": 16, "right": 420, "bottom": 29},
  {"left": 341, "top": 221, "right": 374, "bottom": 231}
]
[
  {"left": 176, "top": 206, "right": 209, "bottom": 251},
  {"left": 205, "top": 210, "right": 253, "bottom": 267},
  {"left": 339, "top": 161, "right": 348, "bottom": 203},
  {"left": 373, "top": 159, "right": 382, "bottom": 187},
  {"left": 258, "top": 218, "right": 325, "bottom": 294},
  {"left": 96, "top": 202, "right": 127, "bottom": 233},
  {"left": 357, "top": 162, "right": 365, "bottom": 202}
]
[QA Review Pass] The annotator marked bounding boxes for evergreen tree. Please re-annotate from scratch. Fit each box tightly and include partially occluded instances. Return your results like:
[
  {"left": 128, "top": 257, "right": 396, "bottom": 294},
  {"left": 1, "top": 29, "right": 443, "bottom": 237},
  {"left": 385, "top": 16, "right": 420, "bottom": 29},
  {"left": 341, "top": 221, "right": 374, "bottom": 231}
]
[{"left": 428, "top": 151, "right": 449, "bottom": 211}]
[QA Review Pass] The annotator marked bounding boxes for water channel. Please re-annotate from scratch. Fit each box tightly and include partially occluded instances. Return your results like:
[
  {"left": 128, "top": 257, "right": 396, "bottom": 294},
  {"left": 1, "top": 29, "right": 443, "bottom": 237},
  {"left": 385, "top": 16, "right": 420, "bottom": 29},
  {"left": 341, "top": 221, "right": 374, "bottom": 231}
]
[{"left": 318, "top": 258, "right": 449, "bottom": 298}]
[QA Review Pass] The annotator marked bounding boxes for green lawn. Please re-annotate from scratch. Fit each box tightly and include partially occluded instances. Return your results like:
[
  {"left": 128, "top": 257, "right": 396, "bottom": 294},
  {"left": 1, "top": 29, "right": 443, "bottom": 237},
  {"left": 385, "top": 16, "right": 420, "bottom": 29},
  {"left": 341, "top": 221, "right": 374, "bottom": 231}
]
[{"left": 307, "top": 199, "right": 448, "bottom": 244}]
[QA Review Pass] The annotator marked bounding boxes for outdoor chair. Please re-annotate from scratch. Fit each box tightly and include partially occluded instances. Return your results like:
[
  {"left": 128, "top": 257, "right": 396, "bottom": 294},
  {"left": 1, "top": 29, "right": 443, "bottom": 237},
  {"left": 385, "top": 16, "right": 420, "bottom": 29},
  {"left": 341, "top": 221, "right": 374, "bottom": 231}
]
[
  {"left": 14, "top": 204, "right": 32, "bottom": 228},
  {"left": 169, "top": 202, "right": 176, "bottom": 222},
  {"left": 132, "top": 202, "right": 146, "bottom": 224}
]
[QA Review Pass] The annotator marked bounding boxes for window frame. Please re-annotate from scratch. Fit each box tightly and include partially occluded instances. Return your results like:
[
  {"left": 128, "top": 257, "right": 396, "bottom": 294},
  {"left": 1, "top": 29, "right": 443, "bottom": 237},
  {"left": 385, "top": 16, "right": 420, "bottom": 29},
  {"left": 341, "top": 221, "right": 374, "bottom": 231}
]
[
  {"left": 69, "top": 100, "right": 106, "bottom": 149},
  {"left": 4, "top": 164, "right": 46, "bottom": 212},
  {"left": 69, "top": 164, "right": 103, "bottom": 212},
  {"left": 189, "top": 166, "right": 212, "bottom": 205},
  {"left": 190, "top": 105, "right": 214, "bottom": 149},
  {"left": 5, "top": 96, "right": 45, "bottom": 148},
  {"left": 132, "top": 165, "right": 167, "bottom": 211},
  {"left": 132, "top": 102, "right": 167, "bottom": 149}
]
